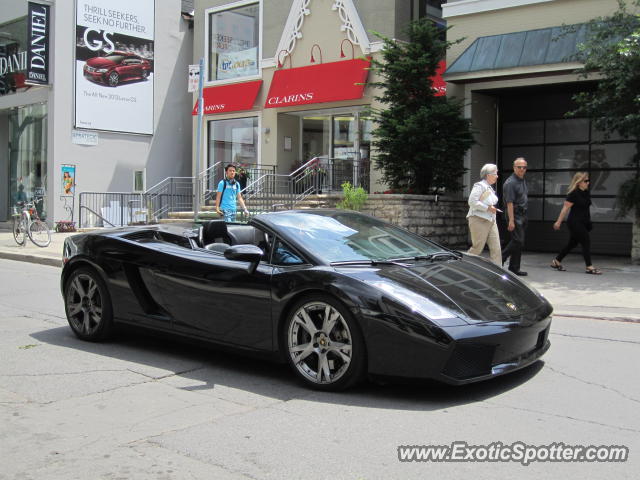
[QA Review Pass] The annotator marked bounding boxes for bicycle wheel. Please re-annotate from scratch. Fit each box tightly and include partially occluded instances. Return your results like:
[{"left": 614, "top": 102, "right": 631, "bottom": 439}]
[
  {"left": 13, "top": 216, "right": 26, "bottom": 246},
  {"left": 28, "top": 220, "right": 51, "bottom": 247}
]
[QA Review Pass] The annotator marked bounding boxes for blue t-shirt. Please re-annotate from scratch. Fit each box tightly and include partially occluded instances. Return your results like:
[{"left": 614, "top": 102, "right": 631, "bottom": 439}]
[{"left": 217, "top": 179, "right": 240, "bottom": 212}]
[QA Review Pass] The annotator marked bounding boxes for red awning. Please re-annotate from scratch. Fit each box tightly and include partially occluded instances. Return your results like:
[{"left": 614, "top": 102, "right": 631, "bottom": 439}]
[
  {"left": 265, "top": 58, "right": 370, "bottom": 108},
  {"left": 192, "top": 80, "right": 262, "bottom": 115},
  {"left": 432, "top": 61, "right": 446, "bottom": 96}
]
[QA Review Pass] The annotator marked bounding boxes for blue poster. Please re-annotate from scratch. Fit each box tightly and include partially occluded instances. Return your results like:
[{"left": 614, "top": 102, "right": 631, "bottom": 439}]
[{"left": 61, "top": 164, "right": 76, "bottom": 196}]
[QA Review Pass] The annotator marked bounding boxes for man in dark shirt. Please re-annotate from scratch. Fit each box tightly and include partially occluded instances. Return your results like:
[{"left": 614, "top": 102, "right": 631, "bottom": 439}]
[{"left": 501, "top": 157, "right": 529, "bottom": 276}]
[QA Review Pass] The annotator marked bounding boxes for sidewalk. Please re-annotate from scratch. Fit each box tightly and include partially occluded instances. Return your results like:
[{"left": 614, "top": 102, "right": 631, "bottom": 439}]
[
  {"left": 1, "top": 229, "right": 639, "bottom": 321},
  {"left": 0, "top": 229, "right": 75, "bottom": 267}
]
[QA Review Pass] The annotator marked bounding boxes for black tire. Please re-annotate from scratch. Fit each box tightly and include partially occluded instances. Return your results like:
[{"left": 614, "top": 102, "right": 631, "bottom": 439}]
[
  {"left": 108, "top": 71, "right": 119, "bottom": 86},
  {"left": 64, "top": 267, "right": 114, "bottom": 341},
  {"left": 13, "top": 216, "right": 26, "bottom": 246},
  {"left": 141, "top": 69, "right": 149, "bottom": 79},
  {"left": 283, "top": 294, "right": 366, "bottom": 391},
  {"left": 27, "top": 219, "right": 51, "bottom": 247}
]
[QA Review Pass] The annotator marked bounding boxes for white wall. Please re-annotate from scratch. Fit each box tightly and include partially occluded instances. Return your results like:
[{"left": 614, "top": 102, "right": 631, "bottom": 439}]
[{"left": 47, "top": 0, "right": 193, "bottom": 222}]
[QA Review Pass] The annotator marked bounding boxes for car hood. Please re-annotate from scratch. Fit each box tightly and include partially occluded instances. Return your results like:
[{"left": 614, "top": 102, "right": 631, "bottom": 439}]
[
  {"left": 337, "top": 255, "right": 552, "bottom": 326},
  {"left": 86, "top": 58, "right": 115, "bottom": 68}
]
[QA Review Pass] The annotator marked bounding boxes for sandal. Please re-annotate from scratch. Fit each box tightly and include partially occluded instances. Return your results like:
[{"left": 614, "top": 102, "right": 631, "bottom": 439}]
[
  {"left": 585, "top": 267, "right": 602, "bottom": 275},
  {"left": 550, "top": 259, "right": 566, "bottom": 271}
]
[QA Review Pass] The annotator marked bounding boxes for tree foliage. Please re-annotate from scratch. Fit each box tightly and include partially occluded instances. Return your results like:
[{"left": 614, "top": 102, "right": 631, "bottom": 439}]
[
  {"left": 568, "top": 0, "right": 640, "bottom": 219},
  {"left": 570, "top": 0, "right": 640, "bottom": 140},
  {"left": 369, "top": 19, "right": 474, "bottom": 194}
]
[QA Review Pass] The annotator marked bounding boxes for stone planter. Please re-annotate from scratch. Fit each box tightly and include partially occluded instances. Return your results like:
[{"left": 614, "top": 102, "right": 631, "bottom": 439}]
[{"left": 307, "top": 193, "right": 468, "bottom": 249}]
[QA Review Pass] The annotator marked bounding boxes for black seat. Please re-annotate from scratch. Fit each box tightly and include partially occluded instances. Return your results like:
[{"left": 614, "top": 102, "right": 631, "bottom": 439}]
[
  {"left": 227, "top": 225, "right": 266, "bottom": 246},
  {"left": 201, "top": 220, "right": 230, "bottom": 252}
]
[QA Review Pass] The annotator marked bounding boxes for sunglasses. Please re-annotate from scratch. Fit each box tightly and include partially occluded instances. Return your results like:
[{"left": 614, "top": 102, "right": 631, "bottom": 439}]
[{"left": 582, "top": 179, "right": 590, "bottom": 183}]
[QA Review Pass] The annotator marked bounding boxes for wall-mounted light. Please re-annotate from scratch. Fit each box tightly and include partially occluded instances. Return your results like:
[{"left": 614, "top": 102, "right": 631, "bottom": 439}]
[
  {"left": 310, "top": 44, "right": 323, "bottom": 64},
  {"left": 340, "top": 38, "right": 354, "bottom": 59}
]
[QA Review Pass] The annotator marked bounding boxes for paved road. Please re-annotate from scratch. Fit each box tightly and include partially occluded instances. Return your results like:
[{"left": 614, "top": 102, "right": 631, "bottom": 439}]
[{"left": 0, "top": 259, "right": 639, "bottom": 479}]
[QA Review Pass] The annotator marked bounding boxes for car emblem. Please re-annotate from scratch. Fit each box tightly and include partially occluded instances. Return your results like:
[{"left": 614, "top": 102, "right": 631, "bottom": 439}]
[{"left": 506, "top": 302, "right": 517, "bottom": 311}]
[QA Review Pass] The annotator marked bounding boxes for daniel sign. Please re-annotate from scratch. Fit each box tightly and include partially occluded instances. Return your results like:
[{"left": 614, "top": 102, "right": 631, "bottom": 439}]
[{"left": 26, "top": 1, "right": 51, "bottom": 85}]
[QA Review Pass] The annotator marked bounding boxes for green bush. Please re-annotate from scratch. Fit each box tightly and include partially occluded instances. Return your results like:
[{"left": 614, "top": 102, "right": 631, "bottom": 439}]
[{"left": 336, "top": 182, "right": 368, "bottom": 211}]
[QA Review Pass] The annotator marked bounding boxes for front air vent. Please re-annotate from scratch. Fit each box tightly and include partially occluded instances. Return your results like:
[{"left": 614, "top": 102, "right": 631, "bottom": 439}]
[{"left": 442, "top": 343, "right": 495, "bottom": 380}]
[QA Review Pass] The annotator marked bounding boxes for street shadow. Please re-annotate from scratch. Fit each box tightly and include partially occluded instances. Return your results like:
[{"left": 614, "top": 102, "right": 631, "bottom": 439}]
[{"left": 31, "top": 324, "right": 545, "bottom": 412}]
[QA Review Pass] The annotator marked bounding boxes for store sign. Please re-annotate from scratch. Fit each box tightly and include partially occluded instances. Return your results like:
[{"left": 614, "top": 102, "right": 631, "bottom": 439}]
[
  {"left": 192, "top": 80, "right": 262, "bottom": 115},
  {"left": 217, "top": 47, "right": 258, "bottom": 80},
  {"left": 0, "top": 13, "right": 28, "bottom": 96},
  {"left": 74, "top": 0, "right": 155, "bottom": 135},
  {"left": 265, "top": 58, "right": 370, "bottom": 108},
  {"left": 432, "top": 60, "right": 446, "bottom": 96},
  {"left": 0, "top": 52, "right": 27, "bottom": 77},
  {"left": 26, "top": 2, "right": 51, "bottom": 85},
  {"left": 72, "top": 129, "right": 99, "bottom": 145}
]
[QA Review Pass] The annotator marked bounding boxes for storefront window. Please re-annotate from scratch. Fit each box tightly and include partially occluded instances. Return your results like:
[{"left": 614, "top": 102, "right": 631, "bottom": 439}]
[
  {"left": 207, "top": 2, "right": 260, "bottom": 82},
  {"left": 208, "top": 116, "right": 259, "bottom": 166},
  {"left": 501, "top": 118, "right": 638, "bottom": 223},
  {"left": 8, "top": 103, "right": 48, "bottom": 218}
]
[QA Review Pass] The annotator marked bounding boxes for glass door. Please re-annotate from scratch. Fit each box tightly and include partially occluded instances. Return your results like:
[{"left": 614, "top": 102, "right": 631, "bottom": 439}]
[
  {"left": 302, "top": 116, "right": 330, "bottom": 162},
  {"left": 9, "top": 103, "right": 48, "bottom": 219}
]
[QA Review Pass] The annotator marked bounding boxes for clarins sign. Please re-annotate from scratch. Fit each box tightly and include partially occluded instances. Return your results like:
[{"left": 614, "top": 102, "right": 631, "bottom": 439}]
[
  {"left": 26, "top": 1, "right": 50, "bottom": 85},
  {"left": 264, "top": 58, "right": 370, "bottom": 109},
  {"left": 266, "top": 92, "right": 314, "bottom": 106}
]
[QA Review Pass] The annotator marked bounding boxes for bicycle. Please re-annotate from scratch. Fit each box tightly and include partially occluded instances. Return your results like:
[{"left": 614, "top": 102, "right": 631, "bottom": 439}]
[{"left": 12, "top": 197, "right": 52, "bottom": 248}]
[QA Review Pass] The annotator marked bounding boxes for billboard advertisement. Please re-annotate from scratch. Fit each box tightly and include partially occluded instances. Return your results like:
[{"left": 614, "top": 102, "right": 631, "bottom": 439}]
[{"left": 74, "top": 0, "right": 155, "bottom": 134}]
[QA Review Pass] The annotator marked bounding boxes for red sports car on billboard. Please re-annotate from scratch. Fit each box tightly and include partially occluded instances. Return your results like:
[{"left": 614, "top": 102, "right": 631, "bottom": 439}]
[{"left": 83, "top": 52, "right": 151, "bottom": 87}]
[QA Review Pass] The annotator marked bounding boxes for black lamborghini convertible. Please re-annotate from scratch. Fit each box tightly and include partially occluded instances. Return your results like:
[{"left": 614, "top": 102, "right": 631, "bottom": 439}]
[{"left": 61, "top": 209, "right": 552, "bottom": 390}]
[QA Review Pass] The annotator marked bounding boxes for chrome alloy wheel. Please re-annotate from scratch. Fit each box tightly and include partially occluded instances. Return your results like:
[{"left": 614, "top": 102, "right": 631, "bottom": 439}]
[
  {"left": 66, "top": 273, "right": 104, "bottom": 336},
  {"left": 108, "top": 72, "right": 119, "bottom": 86},
  {"left": 287, "top": 301, "right": 353, "bottom": 385}
]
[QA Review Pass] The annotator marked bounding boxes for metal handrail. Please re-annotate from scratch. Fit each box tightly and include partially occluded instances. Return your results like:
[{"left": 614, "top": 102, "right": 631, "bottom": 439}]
[{"left": 79, "top": 205, "right": 115, "bottom": 228}]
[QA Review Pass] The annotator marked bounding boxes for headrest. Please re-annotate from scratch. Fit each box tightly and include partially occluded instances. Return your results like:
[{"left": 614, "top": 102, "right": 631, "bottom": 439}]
[
  {"left": 202, "top": 220, "right": 228, "bottom": 242},
  {"left": 227, "top": 225, "right": 264, "bottom": 246}
]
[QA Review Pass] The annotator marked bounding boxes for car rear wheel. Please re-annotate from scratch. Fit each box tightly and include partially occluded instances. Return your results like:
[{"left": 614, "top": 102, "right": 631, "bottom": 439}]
[
  {"left": 64, "top": 267, "right": 114, "bottom": 341},
  {"left": 141, "top": 69, "right": 149, "bottom": 79},
  {"left": 284, "top": 295, "right": 366, "bottom": 391},
  {"left": 108, "top": 71, "right": 119, "bottom": 86}
]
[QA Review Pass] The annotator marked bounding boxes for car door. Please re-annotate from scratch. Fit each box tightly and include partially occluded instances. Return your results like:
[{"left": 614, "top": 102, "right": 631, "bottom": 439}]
[
  {"left": 126, "top": 57, "right": 142, "bottom": 78},
  {"left": 149, "top": 245, "right": 274, "bottom": 351}
]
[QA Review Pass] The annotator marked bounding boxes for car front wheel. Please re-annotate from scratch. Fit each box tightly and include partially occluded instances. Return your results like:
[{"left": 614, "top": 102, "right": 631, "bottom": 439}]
[
  {"left": 64, "top": 267, "right": 114, "bottom": 341},
  {"left": 284, "top": 295, "right": 365, "bottom": 391},
  {"left": 108, "top": 71, "right": 119, "bottom": 86}
]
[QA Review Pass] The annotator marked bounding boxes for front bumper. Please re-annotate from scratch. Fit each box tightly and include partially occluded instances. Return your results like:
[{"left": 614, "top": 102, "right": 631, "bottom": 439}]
[
  {"left": 365, "top": 313, "right": 552, "bottom": 385},
  {"left": 83, "top": 70, "right": 106, "bottom": 84}
]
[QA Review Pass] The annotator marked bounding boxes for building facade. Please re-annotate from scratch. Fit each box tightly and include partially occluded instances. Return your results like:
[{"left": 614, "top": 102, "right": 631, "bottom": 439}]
[
  {"left": 443, "top": 0, "right": 639, "bottom": 255},
  {"left": 190, "top": 0, "right": 443, "bottom": 193},
  {"left": 0, "top": 0, "right": 193, "bottom": 226}
]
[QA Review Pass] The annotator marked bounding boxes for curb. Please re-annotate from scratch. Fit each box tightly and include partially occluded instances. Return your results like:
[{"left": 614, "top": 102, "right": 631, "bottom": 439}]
[{"left": 0, "top": 251, "right": 61, "bottom": 268}]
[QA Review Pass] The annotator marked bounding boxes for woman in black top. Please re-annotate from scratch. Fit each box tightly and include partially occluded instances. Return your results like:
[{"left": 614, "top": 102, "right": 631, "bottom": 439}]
[{"left": 550, "top": 172, "right": 602, "bottom": 274}]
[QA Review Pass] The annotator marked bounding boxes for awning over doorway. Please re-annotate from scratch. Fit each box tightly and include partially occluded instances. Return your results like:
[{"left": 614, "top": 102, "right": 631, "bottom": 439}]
[
  {"left": 265, "top": 58, "right": 370, "bottom": 109},
  {"left": 192, "top": 80, "right": 262, "bottom": 115},
  {"left": 445, "top": 24, "right": 587, "bottom": 76}
]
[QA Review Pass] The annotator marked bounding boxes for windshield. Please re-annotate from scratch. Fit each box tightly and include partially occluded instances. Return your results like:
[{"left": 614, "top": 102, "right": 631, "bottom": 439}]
[{"left": 267, "top": 211, "right": 447, "bottom": 263}]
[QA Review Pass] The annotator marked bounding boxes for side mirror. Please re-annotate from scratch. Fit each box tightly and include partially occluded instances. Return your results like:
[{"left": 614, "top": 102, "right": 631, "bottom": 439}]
[{"left": 224, "top": 244, "right": 263, "bottom": 274}]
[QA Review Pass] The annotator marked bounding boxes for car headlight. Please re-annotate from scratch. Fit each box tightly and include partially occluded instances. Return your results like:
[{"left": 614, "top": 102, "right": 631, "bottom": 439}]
[{"left": 96, "top": 68, "right": 108, "bottom": 73}]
